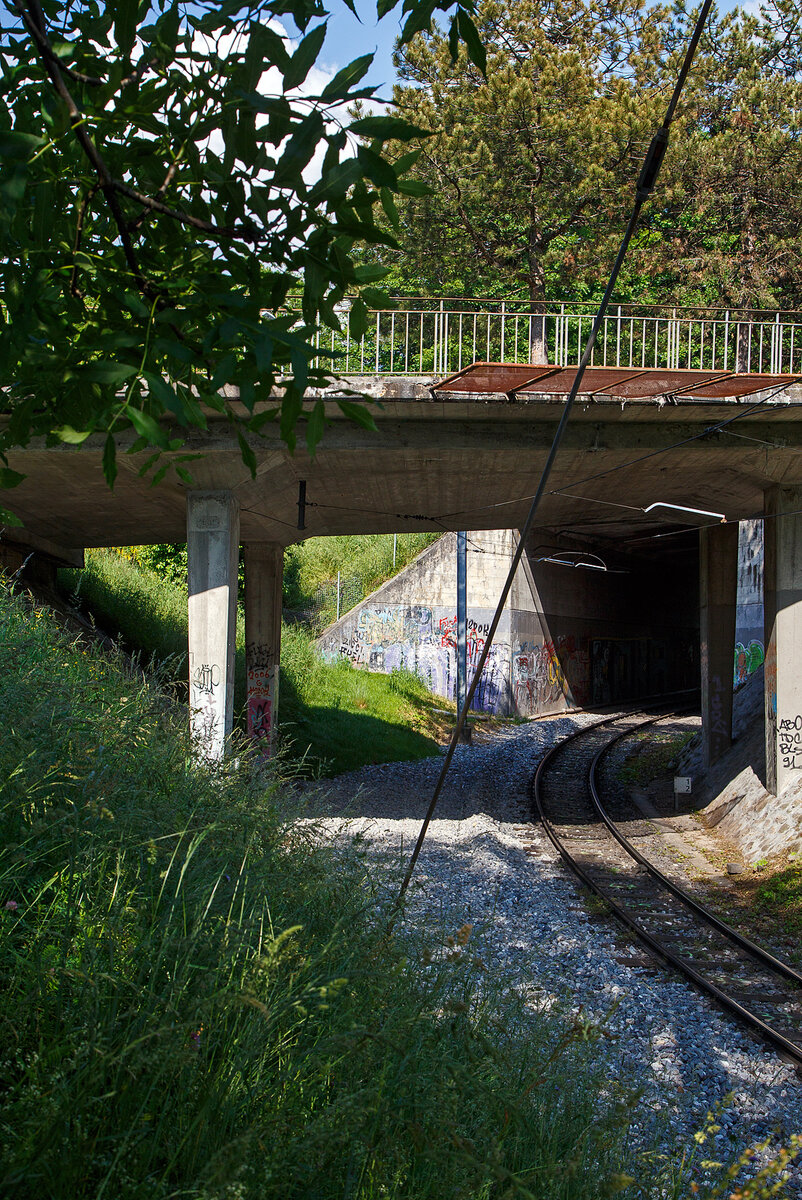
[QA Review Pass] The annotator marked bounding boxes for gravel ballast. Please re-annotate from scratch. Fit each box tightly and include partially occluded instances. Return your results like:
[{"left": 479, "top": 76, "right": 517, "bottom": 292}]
[{"left": 300, "top": 714, "right": 802, "bottom": 1192}]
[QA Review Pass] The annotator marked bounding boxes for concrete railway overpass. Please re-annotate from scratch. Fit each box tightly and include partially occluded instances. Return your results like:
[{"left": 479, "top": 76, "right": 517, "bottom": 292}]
[{"left": 5, "top": 360, "right": 802, "bottom": 802}]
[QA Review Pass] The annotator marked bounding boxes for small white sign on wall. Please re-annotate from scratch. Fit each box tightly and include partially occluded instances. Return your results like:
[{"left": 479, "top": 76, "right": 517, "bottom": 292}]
[{"left": 673, "top": 776, "right": 692, "bottom": 794}]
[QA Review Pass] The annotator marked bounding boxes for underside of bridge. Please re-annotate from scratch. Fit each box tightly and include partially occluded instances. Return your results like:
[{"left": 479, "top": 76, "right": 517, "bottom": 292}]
[{"left": 4, "top": 364, "right": 802, "bottom": 793}]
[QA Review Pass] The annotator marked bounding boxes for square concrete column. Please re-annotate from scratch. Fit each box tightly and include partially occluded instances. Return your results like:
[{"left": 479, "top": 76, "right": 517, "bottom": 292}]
[
  {"left": 244, "top": 543, "right": 284, "bottom": 751},
  {"left": 699, "top": 522, "right": 738, "bottom": 767},
  {"left": 764, "top": 488, "right": 802, "bottom": 794},
  {"left": 187, "top": 491, "right": 239, "bottom": 759}
]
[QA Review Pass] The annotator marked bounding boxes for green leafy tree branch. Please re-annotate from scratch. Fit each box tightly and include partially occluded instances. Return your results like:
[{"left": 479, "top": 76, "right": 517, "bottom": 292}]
[{"left": 0, "top": 0, "right": 483, "bottom": 488}]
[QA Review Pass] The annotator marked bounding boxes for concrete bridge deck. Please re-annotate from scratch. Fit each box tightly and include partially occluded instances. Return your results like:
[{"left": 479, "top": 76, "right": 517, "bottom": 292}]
[
  {"left": 6, "top": 371, "right": 802, "bottom": 554},
  {"left": 4, "top": 365, "right": 802, "bottom": 803}
]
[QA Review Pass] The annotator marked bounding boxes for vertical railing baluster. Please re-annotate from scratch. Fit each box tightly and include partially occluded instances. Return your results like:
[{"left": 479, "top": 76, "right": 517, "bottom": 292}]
[
  {"left": 757, "top": 322, "right": 762, "bottom": 373},
  {"left": 500, "top": 300, "right": 506, "bottom": 361},
  {"left": 458, "top": 312, "right": 463, "bottom": 372},
  {"left": 616, "top": 305, "right": 622, "bottom": 366},
  {"left": 404, "top": 312, "right": 409, "bottom": 373},
  {"left": 390, "top": 311, "right": 395, "bottom": 374},
  {"left": 375, "top": 311, "right": 380, "bottom": 373}
]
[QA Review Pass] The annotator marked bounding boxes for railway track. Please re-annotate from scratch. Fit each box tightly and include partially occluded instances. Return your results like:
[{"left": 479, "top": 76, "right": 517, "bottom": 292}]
[{"left": 530, "top": 710, "right": 802, "bottom": 1066}]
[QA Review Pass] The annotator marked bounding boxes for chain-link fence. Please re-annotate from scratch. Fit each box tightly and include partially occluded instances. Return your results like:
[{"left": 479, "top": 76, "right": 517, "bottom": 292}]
[{"left": 286, "top": 572, "right": 364, "bottom": 632}]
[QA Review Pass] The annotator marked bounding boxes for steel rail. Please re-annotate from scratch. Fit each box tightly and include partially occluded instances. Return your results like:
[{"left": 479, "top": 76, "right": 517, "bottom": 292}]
[
  {"left": 530, "top": 713, "right": 802, "bottom": 1066},
  {"left": 589, "top": 723, "right": 802, "bottom": 988}
]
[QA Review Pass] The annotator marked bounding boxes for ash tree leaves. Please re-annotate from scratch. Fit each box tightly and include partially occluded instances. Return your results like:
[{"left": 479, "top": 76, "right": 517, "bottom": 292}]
[{"left": 0, "top": 0, "right": 485, "bottom": 489}]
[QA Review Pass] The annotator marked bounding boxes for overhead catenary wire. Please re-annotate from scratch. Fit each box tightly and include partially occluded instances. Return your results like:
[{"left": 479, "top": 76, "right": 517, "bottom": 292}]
[{"left": 391, "top": 0, "right": 715, "bottom": 915}]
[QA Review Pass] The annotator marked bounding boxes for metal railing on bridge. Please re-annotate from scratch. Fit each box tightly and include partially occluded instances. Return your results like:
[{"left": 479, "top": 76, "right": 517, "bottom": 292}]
[{"left": 303, "top": 298, "right": 802, "bottom": 379}]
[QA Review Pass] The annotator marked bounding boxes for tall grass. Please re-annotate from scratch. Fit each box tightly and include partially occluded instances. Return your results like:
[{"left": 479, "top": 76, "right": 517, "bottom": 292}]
[
  {"left": 0, "top": 581, "right": 650, "bottom": 1198},
  {"left": 60, "top": 551, "right": 446, "bottom": 775}
]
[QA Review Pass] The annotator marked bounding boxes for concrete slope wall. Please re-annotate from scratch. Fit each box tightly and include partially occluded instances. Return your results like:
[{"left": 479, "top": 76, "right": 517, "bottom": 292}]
[{"left": 318, "top": 531, "right": 523, "bottom": 714}]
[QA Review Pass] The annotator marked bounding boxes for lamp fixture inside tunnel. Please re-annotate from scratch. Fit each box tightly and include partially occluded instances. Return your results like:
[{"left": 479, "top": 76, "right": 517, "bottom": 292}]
[
  {"left": 643, "top": 502, "right": 726, "bottom": 524},
  {"left": 533, "top": 550, "right": 609, "bottom": 571}
]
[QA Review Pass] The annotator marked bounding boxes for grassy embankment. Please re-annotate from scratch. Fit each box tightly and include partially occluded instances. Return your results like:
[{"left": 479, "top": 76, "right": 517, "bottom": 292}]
[
  {"left": 60, "top": 548, "right": 454, "bottom": 776},
  {"left": 283, "top": 532, "right": 441, "bottom": 626},
  {"left": 0, "top": 579, "right": 676, "bottom": 1199}
]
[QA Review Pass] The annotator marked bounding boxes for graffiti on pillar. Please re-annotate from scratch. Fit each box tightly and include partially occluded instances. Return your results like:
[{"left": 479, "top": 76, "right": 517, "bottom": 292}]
[
  {"left": 778, "top": 714, "right": 802, "bottom": 771},
  {"left": 734, "top": 639, "right": 764, "bottom": 687},
  {"left": 189, "top": 660, "right": 223, "bottom": 753},
  {"left": 248, "top": 696, "right": 273, "bottom": 741},
  {"left": 246, "top": 664, "right": 275, "bottom": 742},
  {"left": 192, "top": 662, "right": 221, "bottom": 695},
  {"left": 246, "top": 642, "right": 275, "bottom": 671}
]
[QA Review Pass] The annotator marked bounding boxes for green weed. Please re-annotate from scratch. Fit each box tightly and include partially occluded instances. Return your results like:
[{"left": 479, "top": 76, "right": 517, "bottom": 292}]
[{"left": 616, "top": 731, "right": 696, "bottom": 787}]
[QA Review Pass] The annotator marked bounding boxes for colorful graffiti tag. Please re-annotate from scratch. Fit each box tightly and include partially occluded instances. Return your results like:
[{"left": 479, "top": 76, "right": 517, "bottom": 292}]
[
  {"left": 512, "top": 635, "right": 590, "bottom": 714},
  {"left": 322, "top": 605, "right": 510, "bottom": 713},
  {"left": 734, "top": 639, "right": 764, "bottom": 687}
]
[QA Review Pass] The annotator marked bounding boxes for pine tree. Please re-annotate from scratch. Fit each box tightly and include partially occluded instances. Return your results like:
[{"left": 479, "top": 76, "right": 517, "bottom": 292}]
[
  {"left": 653, "top": 0, "right": 802, "bottom": 335},
  {"left": 386, "top": 0, "right": 667, "bottom": 355}
]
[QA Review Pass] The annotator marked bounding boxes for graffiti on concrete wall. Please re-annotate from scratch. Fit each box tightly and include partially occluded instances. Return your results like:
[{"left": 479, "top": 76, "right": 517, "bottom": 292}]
[
  {"left": 321, "top": 604, "right": 511, "bottom": 713},
  {"left": 734, "top": 639, "right": 764, "bottom": 687},
  {"left": 513, "top": 642, "right": 563, "bottom": 713},
  {"left": 321, "top": 603, "right": 698, "bottom": 719},
  {"left": 512, "top": 635, "right": 592, "bottom": 714}
]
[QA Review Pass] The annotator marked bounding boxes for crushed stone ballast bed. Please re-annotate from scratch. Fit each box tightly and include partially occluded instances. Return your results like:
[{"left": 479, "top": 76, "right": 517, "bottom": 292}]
[{"left": 298, "top": 715, "right": 802, "bottom": 1191}]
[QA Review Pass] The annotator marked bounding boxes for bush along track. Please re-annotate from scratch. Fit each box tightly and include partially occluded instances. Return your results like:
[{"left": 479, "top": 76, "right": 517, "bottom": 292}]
[{"left": 0, "top": 579, "right": 674, "bottom": 1200}]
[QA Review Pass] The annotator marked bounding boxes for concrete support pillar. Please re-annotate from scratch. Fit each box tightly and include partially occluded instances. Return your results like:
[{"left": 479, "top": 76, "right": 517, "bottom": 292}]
[
  {"left": 244, "top": 542, "right": 284, "bottom": 751},
  {"left": 764, "top": 487, "right": 802, "bottom": 794},
  {"left": 187, "top": 491, "right": 239, "bottom": 759},
  {"left": 699, "top": 522, "right": 738, "bottom": 767}
]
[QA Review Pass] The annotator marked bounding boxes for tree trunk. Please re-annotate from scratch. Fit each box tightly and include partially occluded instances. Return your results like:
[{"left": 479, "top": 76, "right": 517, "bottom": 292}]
[
  {"left": 529, "top": 310, "right": 547, "bottom": 362},
  {"left": 527, "top": 212, "right": 548, "bottom": 362}
]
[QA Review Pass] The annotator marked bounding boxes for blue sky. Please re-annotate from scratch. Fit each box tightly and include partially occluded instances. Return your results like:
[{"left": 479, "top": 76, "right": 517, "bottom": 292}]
[
  {"left": 301, "top": 0, "right": 403, "bottom": 94},
  {"left": 316, "top": 0, "right": 748, "bottom": 93}
]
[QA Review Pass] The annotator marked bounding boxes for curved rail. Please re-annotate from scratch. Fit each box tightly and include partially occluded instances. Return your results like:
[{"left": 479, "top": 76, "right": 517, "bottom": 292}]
[{"left": 530, "top": 712, "right": 802, "bottom": 1066}]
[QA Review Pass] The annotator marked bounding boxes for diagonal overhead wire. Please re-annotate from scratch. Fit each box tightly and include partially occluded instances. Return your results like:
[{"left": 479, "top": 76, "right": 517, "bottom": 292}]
[{"left": 392, "top": 0, "right": 715, "bottom": 915}]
